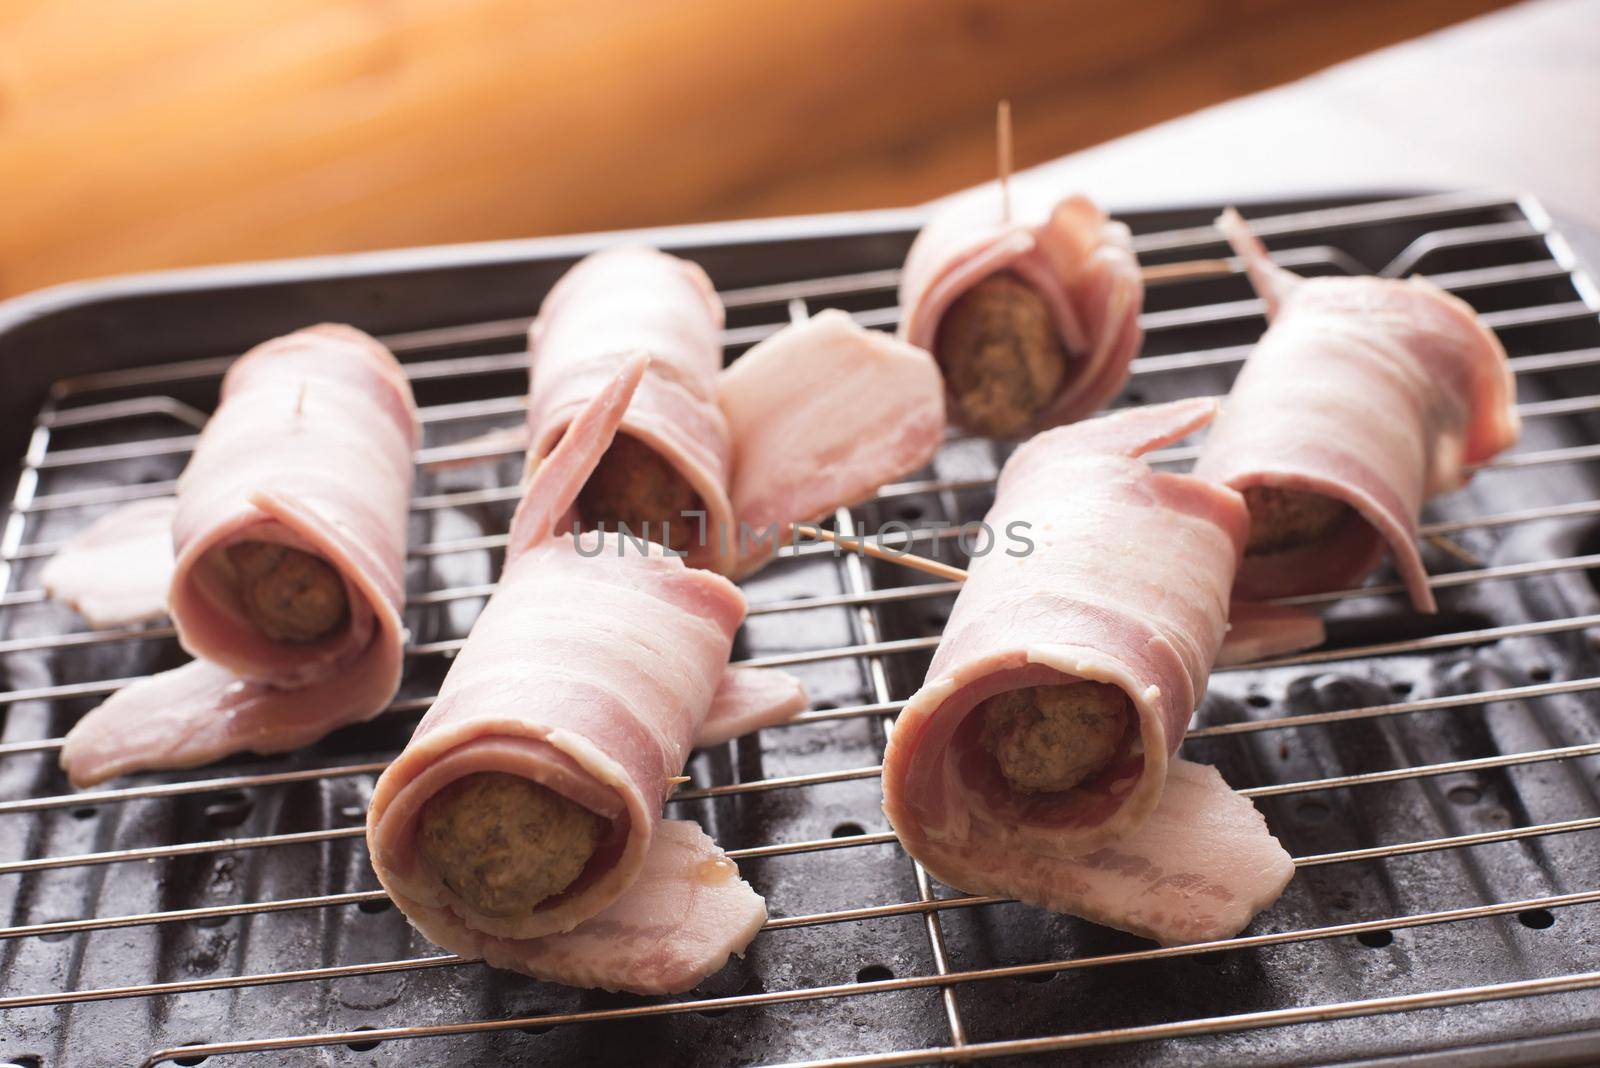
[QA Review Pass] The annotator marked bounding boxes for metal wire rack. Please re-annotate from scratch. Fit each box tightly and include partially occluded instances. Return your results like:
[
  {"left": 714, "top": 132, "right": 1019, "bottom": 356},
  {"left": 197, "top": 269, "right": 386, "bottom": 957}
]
[{"left": 4, "top": 188, "right": 1600, "bottom": 1066}]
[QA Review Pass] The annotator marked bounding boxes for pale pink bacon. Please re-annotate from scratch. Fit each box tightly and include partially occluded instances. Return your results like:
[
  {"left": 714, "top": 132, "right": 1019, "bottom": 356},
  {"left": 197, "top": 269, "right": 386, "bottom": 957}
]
[
  {"left": 405, "top": 819, "right": 766, "bottom": 995},
  {"left": 525, "top": 246, "right": 739, "bottom": 572},
  {"left": 59, "top": 325, "right": 417, "bottom": 787},
  {"left": 521, "top": 249, "right": 945, "bottom": 575},
  {"left": 882, "top": 399, "right": 1295, "bottom": 943},
  {"left": 1195, "top": 209, "right": 1519, "bottom": 611},
  {"left": 508, "top": 353, "right": 649, "bottom": 561},
  {"left": 698, "top": 666, "right": 810, "bottom": 748},
  {"left": 1218, "top": 601, "right": 1328, "bottom": 668},
  {"left": 369, "top": 363, "right": 798, "bottom": 987},
  {"left": 898, "top": 191, "right": 1144, "bottom": 434},
  {"left": 41, "top": 496, "right": 178, "bottom": 628},
  {"left": 718, "top": 309, "right": 944, "bottom": 576},
  {"left": 368, "top": 532, "right": 748, "bottom": 940},
  {"left": 910, "top": 759, "right": 1294, "bottom": 946}
]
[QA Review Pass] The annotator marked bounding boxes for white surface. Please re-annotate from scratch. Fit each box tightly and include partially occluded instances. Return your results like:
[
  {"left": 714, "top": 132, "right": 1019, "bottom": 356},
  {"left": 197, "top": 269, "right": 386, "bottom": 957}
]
[{"left": 969, "top": 0, "right": 1600, "bottom": 230}]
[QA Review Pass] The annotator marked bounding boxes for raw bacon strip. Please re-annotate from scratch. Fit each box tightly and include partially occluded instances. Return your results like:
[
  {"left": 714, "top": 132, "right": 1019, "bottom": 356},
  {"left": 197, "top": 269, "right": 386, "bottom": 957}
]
[
  {"left": 718, "top": 309, "right": 944, "bottom": 577},
  {"left": 372, "top": 365, "right": 795, "bottom": 987},
  {"left": 166, "top": 324, "right": 416, "bottom": 685},
  {"left": 403, "top": 820, "right": 767, "bottom": 995},
  {"left": 525, "top": 247, "right": 739, "bottom": 573},
  {"left": 913, "top": 759, "right": 1294, "bottom": 946},
  {"left": 368, "top": 364, "right": 742, "bottom": 940},
  {"left": 367, "top": 533, "right": 749, "bottom": 942},
  {"left": 508, "top": 353, "right": 647, "bottom": 562},
  {"left": 1195, "top": 209, "right": 1519, "bottom": 611},
  {"left": 41, "top": 496, "right": 178, "bottom": 628},
  {"left": 885, "top": 398, "right": 1246, "bottom": 855},
  {"left": 1218, "top": 601, "right": 1326, "bottom": 668},
  {"left": 525, "top": 250, "right": 945, "bottom": 576},
  {"left": 898, "top": 191, "right": 1144, "bottom": 434},
  {"left": 882, "top": 401, "right": 1292, "bottom": 941},
  {"left": 60, "top": 636, "right": 401, "bottom": 787},
  {"left": 697, "top": 666, "right": 809, "bottom": 748},
  {"left": 59, "top": 325, "right": 417, "bottom": 786}
]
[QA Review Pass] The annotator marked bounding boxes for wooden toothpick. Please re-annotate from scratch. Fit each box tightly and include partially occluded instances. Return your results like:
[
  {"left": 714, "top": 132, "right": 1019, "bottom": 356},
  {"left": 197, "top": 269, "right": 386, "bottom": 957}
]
[
  {"left": 1140, "top": 258, "right": 1235, "bottom": 283},
  {"left": 996, "top": 99, "right": 1014, "bottom": 226},
  {"left": 1427, "top": 534, "right": 1485, "bottom": 568},
  {"left": 991, "top": 101, "right": 1232, "bottom": 286},
  {"left": 793, "top": 525, "right": 968, "bottom": 583},
  {"left": 980, "top": 101, "right": 1239, "bottom": 287},
  {"left": 788, "top": 298, "right": 809, "bottom": 325}
]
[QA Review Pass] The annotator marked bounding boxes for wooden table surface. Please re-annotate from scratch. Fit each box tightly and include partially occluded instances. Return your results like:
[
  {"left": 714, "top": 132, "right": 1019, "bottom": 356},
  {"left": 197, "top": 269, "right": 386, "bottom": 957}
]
[{"left": 0, "top": 0, "right": 1525, "bottom": 297}]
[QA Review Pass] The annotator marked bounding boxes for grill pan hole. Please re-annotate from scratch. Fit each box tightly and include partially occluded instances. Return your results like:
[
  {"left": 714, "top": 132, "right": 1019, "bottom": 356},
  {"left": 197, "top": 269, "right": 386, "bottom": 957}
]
[
  {"left": 37, "top": 928, "right": 72, "bottom": 943},
  {"left": 1246, "top": 694, "right": 1270, "bottom": 709},
  {"left": 896, "top": 504, "right": 925, "bottom": 523},
  {"left": 1357, "top": 930, "right": 1394, "bottom": 948},
  {"left": 832, "top": 823, "right": 865, "bottom": 838},
  {"left": 345, "top": 1027, "right": 381, "bottom": 1052},
  {"left": 70, "top": 806, "right": 96, "bottom": 821},
  {"left": 856, "top": 964, "right": 894, "bottom": 983},
  {"left": 1447, "top": 784, "right": 1482, "bottom": 805},
  {"left": 1528, "top": 665, "right": 1553, "bottom": 682},
  {"left": 203, "top": 792, "right": 252, "bottom": 829},
  {"left": 173, "top": 1048, "right": 209, "bottom": 1066},
  {"left": 1390, "top": 681, "right": 1413, "bottom": 696},
  {"left": 358, "top": 897, "right": 392, "bottom": 915},
  {"left": 1, "top": 1057, "right": 43, "bottom": 1068},
  {"left": 1518, "top": 909, "right": 1556, "bottom": 930},
  {"left": 1296, "top": 801, "right": 1331, "bottom": 823}
]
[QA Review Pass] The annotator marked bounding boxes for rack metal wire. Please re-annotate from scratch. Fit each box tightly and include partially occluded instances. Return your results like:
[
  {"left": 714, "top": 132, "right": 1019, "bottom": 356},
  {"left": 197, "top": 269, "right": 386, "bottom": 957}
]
[{"left": 3, "top": 187, "right": 1600, "bottom": 1066}]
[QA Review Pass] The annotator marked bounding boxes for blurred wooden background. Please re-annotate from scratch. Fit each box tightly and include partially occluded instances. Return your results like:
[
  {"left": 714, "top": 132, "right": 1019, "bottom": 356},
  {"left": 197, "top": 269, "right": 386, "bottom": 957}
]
[{"left": 0, "top": 0, "right": 1516, "bottom": 297}]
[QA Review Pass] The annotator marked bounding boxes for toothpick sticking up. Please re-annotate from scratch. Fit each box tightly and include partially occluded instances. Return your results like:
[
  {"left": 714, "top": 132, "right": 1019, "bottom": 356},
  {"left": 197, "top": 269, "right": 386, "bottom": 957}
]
[
  {"left": 788, "top": 298, "right": 809, "bottom": 326},
  {"left": 989, "top": 104, "right": 1234, "bottom": 286},
  {"left": 793, "top": 524, "right": 968, "bottom": 583},
  {"left": 996, "top": 99, "right": 1014, "bottom": 226},
  {"left": 1140, "top": 258, "right": 1235, "bottom": 284}
]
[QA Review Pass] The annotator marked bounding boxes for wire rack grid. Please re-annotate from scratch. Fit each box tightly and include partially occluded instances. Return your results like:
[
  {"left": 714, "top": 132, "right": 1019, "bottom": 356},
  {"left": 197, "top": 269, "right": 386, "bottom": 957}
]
[{"left": 2, "top": 189, "right": 1600, "bottom": 1066}]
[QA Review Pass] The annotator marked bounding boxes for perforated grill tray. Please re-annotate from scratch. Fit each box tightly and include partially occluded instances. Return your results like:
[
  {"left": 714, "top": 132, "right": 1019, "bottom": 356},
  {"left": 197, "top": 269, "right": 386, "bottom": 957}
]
[{"left": 2, "top": 190, "right": 1600, "bottom": 1067}]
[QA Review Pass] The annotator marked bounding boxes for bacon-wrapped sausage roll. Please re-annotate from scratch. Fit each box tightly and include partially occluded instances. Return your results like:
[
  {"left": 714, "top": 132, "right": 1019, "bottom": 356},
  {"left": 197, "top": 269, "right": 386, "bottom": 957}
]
[
  {"left": 526, "top": 247, "right": 943, "bottom": 576},
  {"left": 60, "top": 325, "right": 416, "bottom": 786},
  {"left": 899, "top": 192, "right": 1143, "bottom": 437},
  {"left": 369, "top": 363, "right": 793, "bottom": 993},
  {"left": 526, "top": 247, "right": 737, "bottom": 570},
  {"left": 1194, "top": 209, "right": 1519, "bottom": 610},
  {"left": 882, "top": 399, "right": 1294, "bottom": 944}
]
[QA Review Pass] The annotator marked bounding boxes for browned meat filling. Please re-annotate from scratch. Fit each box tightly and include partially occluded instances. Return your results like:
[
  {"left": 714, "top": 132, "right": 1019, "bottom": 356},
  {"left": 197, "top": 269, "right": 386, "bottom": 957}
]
[
  {"left": 978, "top": 682, "right": 1132, "bottom": 793},
  {"left": 226, "top": 541, "right": 349, "bottom": 643},
  {"left": 1241, "top": 486, "right": 1352, "bottom": 555},
  {"left": 576, "top": 433, "right": 702, "bottom": 551},
  {"left": 935, "top": 271, "right": 1067, "bottom": 438},
  {"left": 418, "top": 772, "right": 605, "bottom": 917}
]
